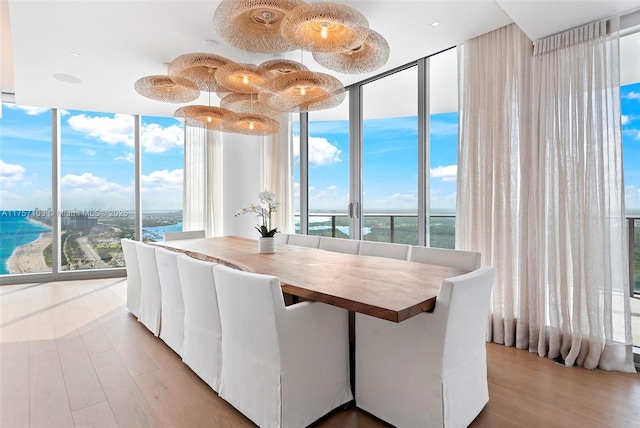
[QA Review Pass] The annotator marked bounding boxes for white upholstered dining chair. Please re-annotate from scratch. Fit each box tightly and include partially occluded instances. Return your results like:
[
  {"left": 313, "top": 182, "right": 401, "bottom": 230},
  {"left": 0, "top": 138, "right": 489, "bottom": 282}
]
[
  {"left": 319, "top": 236, "right": 360, "bottom": 254},
  {"left": 409, "top": 246, "right": 481, "bottom": 271},
  {"left": 286, "top": 233, "right": 321, "bottom": 248},
  {"left": 176, "top": 255, "right": 222, "bottom": 391},
  {"left": 135, "top": 241, "right": 162, "bottom": 336},
  {"left": 358, "top": 240, "right": 411, "bottom": 260},
  {"left": 212, "top": 264, "right": 353, "bottom": 428},
  {"left": 275, "top": 233, "right": 289, "bottom": 245},
  {"left": 121, "top": 238, "right": 141, "bottom": 318},
  {"left": 155, "top": 247, "right": 185, "bottom": 357},
  {"left": 163, "top": 230, "right": 206, "bottom": 241},
  {"left": 355, "top": 266, "right": 495, "bottom": 428}
]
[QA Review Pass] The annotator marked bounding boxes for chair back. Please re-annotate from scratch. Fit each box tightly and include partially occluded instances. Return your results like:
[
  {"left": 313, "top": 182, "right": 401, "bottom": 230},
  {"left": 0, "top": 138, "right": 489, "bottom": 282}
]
[
  {"left": 275, "top": 233, "right": 289, "bottom": 244},
  {"left": 213, "top": 265, "right": 283, "bottom": 425},
  {"left": 410, "top": 246, "right": 481, "bottom": 270},
  {"left": 164, "top": 230, "right": 206, "bottom": 241},
  {"left": 319, "top": 237, "right": 360, "bottom": 254},
  {"left": 135, "top": 241, "right": 162, "bottom": 336},
  {"left": 121, "top": 238, "right": 141, "bottom": 317},
  {"left": 358, "top": 240, "right": 410, "bottom": 260},
  {"left": 287, "top": 234, "right": 321, "bottom": 248},
  {"left": 176, "top": 255, "right": 221, "bottom": 390},
  {"left": 155, "top": 247, "right": 185, "bottom": 356}
]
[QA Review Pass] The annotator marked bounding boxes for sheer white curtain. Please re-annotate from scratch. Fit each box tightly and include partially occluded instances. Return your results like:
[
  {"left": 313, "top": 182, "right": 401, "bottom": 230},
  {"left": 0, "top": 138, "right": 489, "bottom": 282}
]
[
  {"left": 457, "top": 24, "right": 532, "bottom": 348},
  {"left": 529, "top": 18, "right": 633, "bottom": 371},
  {"left": 458, "top": 19, "right": 635, "bottom": 372},
  {"left": 261, "top": 112, "right": 294, "bottom": 233},
  {"left": 183, "top": 126, "right": 223, "bottom": 237}
]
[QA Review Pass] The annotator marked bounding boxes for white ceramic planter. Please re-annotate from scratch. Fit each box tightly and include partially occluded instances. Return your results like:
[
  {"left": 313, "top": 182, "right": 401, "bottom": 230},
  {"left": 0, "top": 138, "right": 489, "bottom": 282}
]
[{"left": 258, "top": 236, "right": 276, "bottom": 254}]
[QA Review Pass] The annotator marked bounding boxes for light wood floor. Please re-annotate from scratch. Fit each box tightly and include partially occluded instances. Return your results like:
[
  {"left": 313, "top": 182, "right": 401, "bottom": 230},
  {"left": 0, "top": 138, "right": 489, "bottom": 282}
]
[{"left": 1, "top": 278, "right": 639, "bottom": 428}]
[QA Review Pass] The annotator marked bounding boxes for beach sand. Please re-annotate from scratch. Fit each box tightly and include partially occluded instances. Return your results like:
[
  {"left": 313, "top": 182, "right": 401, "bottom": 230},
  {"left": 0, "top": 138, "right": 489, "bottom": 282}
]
[{"left": 8, "top": 232, "right": 52, "bottom": 274}]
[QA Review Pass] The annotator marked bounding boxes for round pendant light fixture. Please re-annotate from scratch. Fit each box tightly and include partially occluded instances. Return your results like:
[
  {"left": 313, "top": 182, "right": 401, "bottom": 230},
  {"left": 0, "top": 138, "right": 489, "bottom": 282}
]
[
  {"left": 259, "top": 58, "right": 308, "bottom": 77},
  {"left": 260, "top": 70, "right": 346, "bottom": 113},
  {"left": 220, "top": 92, "right": 278, "bottom": 117},
  {"left": 280, "top": 2, "right": 370, "bottom": 53},
  {"left": 134, "top": 75, "right": 200, "bottom": 103},
  {"left": 213, "top": 0, "right": 304, "bottom": 53},
  {"left": 312, "top": 29, "right": 390, "bottom": 74},
  {"left": 215, "top": 63, "right": 270, "bottom": 94},
  {"left": 228, "top": 112, "right": 281, "bottom": 136},
  {"left": 174, "top": 105, "right": 236, "bottom": 131},
  {"left": 168, "top": 53, "right": 232, "bottom": 92}
]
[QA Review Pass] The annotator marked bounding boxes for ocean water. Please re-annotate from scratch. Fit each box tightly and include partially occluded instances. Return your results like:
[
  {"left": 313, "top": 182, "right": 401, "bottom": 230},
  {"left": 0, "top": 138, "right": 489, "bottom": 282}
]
[
  {"left": 0, "top": 212, "right": 52, "bottom": 274},
  {"left": 143, "top": 222, "right": 184, "bottom": 242}
]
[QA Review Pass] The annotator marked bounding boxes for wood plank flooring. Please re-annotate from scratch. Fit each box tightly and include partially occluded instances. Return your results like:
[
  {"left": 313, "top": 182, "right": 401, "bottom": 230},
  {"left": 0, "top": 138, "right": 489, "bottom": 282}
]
[{"left": 1, "top": 278, "right": 638, "bottom": 428}]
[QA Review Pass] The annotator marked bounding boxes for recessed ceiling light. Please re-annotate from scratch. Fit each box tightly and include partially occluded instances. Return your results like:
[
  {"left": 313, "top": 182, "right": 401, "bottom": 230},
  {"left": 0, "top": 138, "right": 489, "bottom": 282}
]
[
  {"left": 431, "top": 21, "right": 441, "bottom": 27},
  {"left": 204, "top": 39, "right": 220, "bottom": 48},
  {"left": 53, "top": 73, "right": 81, "bottom": 84},
  {"left": 70, "top": 52, "right": 81, "bottom": 57}
]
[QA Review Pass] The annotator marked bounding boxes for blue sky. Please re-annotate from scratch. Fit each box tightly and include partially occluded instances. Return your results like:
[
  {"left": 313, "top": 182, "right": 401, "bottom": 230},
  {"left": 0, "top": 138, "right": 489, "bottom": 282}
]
[
  {"left": 0, "top": 104, "right": 184, "bottom": 211},
  {"left": 1, "top": 82, "right": 639, "bottom": 214}
]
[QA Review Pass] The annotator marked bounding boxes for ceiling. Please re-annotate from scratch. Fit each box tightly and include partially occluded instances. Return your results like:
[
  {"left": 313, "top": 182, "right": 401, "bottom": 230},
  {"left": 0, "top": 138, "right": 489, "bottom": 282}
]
[{"left": 2, "top": 0, "right": 639, "bottom": 118}]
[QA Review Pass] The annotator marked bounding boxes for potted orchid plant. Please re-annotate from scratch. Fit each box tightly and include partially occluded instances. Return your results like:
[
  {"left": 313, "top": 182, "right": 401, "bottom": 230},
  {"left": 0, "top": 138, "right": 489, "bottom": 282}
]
[{"left": 235, "top": 191, "right": 279, "bottom": 252}]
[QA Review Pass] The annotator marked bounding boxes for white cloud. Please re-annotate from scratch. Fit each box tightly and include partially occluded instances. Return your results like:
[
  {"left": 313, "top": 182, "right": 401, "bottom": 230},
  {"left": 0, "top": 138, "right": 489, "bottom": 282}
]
[
  {"left": 623, "top": 91, "right": 640, "bottom": 101},
  {"left": 293, "top": 135, "right": 342, "bottom": 167},
  {"left": 6, "top": 105, "right": 49, "bottom": 115},
  {"left": 65, "top": 113, "right": 183, "bottom": 153},
  {"left": 81, "top": 149, "right": 97, "bottom": 156},
  {"left": 67, "top": 113, "right": 134, "bottom": 146},
  {"left": 625, "top": 185, "right": 640, "bottom": 211},
  {"left": 142, "top": 169, "right": 183, "bottom": 189},
  {"left": 621, "top": 115, "right": 629, "bottom": 125},
  {"left": 0, "top": 159, "right": 26, "bottom": 186},
  {"left": 115, "top": 152, "right": 135, "bottom": 163},
  {"left": 141, "top": 123, "right": 183, "bottom": 153},
  {"left": 327, "top": 185, "right": 337, "bottom": 191},
  {"left": 430, "top": 164, "right": 457, "bottom": 182},
  {"left": 60, "top": 173, "right": 133, "bottom": 210}
]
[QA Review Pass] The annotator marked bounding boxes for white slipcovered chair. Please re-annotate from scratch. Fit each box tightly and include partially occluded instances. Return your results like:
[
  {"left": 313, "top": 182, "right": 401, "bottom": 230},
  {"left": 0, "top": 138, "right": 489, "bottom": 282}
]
[
  {"left": 410, "top": 246, "right": 481, "bottom": 271},
  {"left": 121, "top": 238, "right": 141, "bottom": 318},
  {"left": 358, "top": 240, "right": 410, "bottom": 260},
  {"left": 212, "top": 265, "right": 353, "bottom": 428},
  {"left": 356, "top": 266, "right": 495, "bottom": 428},
  {"left": 135, "top": 241, "right": 162, "bottom": 336},
  {"left": 176, "top": 255, "right": 222, "bottom": 391},
  {"left": 155, "top": 247, "right": 185, "bottom": 357},
  {"left": 319, "top": 236, "right": 360, "bottom": 254},
  {"left": 275, "top": 233, "right": 290, "bottom": 245},
  {"left": 163, "top": 230, "right": 206, "bottom": 241},
  {"left": 286, "top": 233, "right": 321, "bottom": 248}
]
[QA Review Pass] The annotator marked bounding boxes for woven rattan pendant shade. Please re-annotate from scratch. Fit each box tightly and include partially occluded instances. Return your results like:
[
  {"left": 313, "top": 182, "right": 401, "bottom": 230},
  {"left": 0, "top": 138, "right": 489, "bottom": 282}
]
[
  {"left": 134, "top": 75, "right": 200, "bottom": 103},
  {"left": 215, "top": 63, "right": 270, "bottom": 94},
  {"left": 168, "top": 53, "right": 232, "bottom": 92},
  {"left": 229, "top": 112, "right": 281, "bottom": 136},
  {"left": 213, "top": 0, "right": 304, "bottom": 53},
  {"left": 220, "top": 92, "right": 278, "bottom": 117},
  {"left": 259, "top": 59, "right": 308, "bottom": 77},
  {"left": 312, "top": 29, "right": 389, "bottom": 74},
  {"left": 174, "top": 105, "right": 236, "bottom": 131},
  {"left": 260, "top": 70, "right": 345, "bottom": 113},
  {"left": 281, "top": 2, "right": 370, "bottom": 53}
]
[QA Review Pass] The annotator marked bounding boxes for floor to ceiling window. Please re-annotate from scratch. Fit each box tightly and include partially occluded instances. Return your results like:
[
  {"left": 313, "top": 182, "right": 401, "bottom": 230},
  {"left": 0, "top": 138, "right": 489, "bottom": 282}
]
[
  {"left": 361, "top": 66, "right": 419, "bottom": 244},
  {"left": 428, "top": 48, "right": 458, "bottom": 249},
  {"left": 60, "top": 110, "right": 135, "bottom": 270},
  {"left": 306, "top": 93, "right": 350, "bottom": 238},
  {"left": 141, "top": 115, "right": 184, "bottom": 242},
  {"left": 620, "top": 29, "right": 640, "bottom": 349},
  {"left": 0, "top": 103, "right": 52, "bottom": 275}
]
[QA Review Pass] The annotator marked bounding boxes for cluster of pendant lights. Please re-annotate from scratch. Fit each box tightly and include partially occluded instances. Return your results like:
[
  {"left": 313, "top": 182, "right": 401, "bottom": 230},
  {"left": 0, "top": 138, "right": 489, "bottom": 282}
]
[{"left": 134, "top": 0, "right": 390, "bottom": 136}]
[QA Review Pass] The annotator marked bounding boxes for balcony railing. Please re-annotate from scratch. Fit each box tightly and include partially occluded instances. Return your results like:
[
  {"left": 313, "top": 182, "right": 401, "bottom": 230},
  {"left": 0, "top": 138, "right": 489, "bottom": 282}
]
[{"left": 296, "top": 214, "right": 640, "bottom": 295}]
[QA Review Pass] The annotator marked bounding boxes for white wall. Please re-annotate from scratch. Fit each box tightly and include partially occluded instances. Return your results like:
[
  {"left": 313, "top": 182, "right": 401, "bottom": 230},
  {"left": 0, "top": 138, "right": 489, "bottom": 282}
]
[{"left": 222, "top": 132, "right": 263, "bottom": 239}]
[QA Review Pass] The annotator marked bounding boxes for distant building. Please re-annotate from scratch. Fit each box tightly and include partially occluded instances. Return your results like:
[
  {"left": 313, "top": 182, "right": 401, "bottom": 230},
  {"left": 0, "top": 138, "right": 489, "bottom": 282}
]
[{"left": 63, "top": 214, "right": 98, "bottom": 230}]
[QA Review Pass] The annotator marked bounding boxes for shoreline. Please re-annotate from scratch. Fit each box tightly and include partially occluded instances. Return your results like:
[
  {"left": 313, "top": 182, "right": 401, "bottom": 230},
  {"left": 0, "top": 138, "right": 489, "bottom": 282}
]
[{"left": 7, "top": 232, "right": 52, "bottom": 274}]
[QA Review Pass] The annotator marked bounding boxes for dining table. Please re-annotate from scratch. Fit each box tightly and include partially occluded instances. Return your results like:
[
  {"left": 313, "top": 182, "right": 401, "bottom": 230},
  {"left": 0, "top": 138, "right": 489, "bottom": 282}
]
[{"left": 154, "top": 235, "right": 469, "bottom": 323}]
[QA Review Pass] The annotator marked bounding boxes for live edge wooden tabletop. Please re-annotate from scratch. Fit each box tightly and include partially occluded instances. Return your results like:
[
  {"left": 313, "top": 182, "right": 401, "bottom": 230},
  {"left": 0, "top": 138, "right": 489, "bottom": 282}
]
[{"left": 155, "top": 235, "right": 469, "bottom": 323}]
